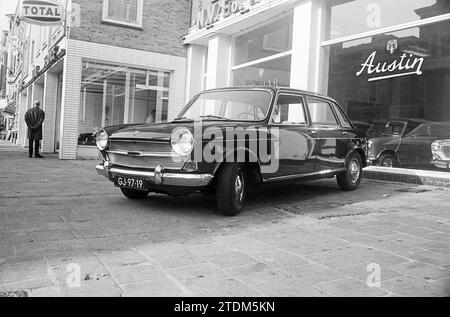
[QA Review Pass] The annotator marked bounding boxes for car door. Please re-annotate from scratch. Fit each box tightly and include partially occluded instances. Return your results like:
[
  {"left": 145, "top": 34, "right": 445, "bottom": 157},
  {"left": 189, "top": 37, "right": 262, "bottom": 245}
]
[
  {"left": 396, "top": 124, "right": 427, "bottom": 167},
  {"left": 267, "top": 93, "right": 316, "bottom": 178},
  {"left": 331, "top": 101, "right": 356, "bottom": 159},
  {"left": 305, "top": 97, "right": 346, "bottom": 172}
]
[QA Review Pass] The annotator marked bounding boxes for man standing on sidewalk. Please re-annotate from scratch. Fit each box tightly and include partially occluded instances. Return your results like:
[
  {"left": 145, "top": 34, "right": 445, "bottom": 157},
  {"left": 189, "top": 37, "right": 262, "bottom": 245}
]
[{"left": 25, "top": 101, "right": 45, "bottom": 158}]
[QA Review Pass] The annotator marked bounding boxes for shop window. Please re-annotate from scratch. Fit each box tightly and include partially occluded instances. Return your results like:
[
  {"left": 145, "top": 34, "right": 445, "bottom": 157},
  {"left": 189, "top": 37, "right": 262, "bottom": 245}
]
[
  {"left": 79, "top": 61, "right": 170, "bottom": 146},
  {"left": 328, "top": 0, "right": 450, "bottom": 41},
  {"left": 326, "top": 20, "right": 450, "bottom": 172},
  {"left": 102, "top": 0, "right": 143, "bottom": 28},
  {"left": 232, "top": 14, "right": 293, "bottom": 87}
]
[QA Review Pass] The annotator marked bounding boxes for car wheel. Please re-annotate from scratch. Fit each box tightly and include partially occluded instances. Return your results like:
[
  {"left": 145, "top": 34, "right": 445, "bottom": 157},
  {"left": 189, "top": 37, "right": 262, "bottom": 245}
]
[
  {"left": 216, "top": 163, "right": 247, "bottom": 216},
  {"left": 337, "top": 152, "right": 363, "bottom": 191},
  {"left": 120, "top": 188, "right": 149, "bottom": 199},
  {"left": 379, "top": 153, "right": 399, "bottom": 168}
]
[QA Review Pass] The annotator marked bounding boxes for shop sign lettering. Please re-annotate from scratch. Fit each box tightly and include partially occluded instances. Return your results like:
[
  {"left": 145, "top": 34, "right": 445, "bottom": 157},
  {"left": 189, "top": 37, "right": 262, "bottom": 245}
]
[
  {"left": 356, "top": 51, "right": 425, "bottom": 82},
  {"left": 246, "top": 79, "right": 279, "bottom": 87},
  {"left": 197, "top": 0, "right": 263, "bottom": 30},
  {"left": 21, "top": 0, "right": 63, "bottom": 26}
]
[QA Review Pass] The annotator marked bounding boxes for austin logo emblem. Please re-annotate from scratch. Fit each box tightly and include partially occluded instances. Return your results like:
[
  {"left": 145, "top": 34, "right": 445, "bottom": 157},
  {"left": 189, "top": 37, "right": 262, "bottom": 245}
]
[
  {"left": 386, "top": 40, "right": 398, "bottom": 54},
  {"left": 134, "top": 131, "right": 141, "bottom": 136}
]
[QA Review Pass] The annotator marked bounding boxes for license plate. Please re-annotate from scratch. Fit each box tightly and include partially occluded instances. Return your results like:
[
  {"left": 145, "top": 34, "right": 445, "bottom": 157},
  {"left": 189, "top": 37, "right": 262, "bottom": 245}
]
[{"left": 115, "top": 176, "right": 147, "bottom": 190}]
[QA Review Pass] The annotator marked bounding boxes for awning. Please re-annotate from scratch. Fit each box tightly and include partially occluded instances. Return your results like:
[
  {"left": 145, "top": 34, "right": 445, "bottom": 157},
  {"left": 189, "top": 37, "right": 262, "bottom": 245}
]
[{"left": 4, "top": 100, "right": 16, "bottom": 115}]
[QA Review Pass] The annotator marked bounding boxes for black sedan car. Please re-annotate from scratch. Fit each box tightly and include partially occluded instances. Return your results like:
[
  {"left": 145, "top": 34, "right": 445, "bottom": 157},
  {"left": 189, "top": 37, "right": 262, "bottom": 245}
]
[{"left": 95, "top": 87, "right": 368, "bottom": 216}]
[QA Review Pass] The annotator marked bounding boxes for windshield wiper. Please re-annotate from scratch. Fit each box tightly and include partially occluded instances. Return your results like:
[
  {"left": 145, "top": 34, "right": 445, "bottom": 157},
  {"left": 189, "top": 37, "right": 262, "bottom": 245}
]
[
  {"left": 172, "top": 117, "right": 192, "bottom": 121},
  {"left": 200, "top": 115, "right": 230, "bottom": 121}
]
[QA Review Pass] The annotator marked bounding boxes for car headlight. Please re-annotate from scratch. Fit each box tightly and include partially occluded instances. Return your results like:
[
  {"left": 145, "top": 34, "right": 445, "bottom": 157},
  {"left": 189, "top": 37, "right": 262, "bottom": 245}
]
[
  {"left": 431, "top": 143, "right": 440, "bottom": 153},
  {"left": 96, "top": 130, "right": 109, "bottom": 151},
  {"left": 171, "top": 128, "right": 194, "bottom": 156}
]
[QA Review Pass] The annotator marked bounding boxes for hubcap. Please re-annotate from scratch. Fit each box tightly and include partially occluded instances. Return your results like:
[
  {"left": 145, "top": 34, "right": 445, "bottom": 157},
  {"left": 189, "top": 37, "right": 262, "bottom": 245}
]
[
  {"left": 349, "top": 159, "right": 361, "bottom": 183},
  {"left": 234, "top": 171, "right": 244, "bottom": 203},
  {"left": 383, "top": 158, "right": 393, "bottom": 168}
]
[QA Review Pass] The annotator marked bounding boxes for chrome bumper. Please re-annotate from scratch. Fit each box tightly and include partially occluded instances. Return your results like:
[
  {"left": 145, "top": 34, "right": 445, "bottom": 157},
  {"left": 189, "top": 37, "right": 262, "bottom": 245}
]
[
  {"left": 431, "top": 160, "right": 450, "bottom": 169},
  {"left": 96, "top": 163, "right": 214, "bottom": 187}
]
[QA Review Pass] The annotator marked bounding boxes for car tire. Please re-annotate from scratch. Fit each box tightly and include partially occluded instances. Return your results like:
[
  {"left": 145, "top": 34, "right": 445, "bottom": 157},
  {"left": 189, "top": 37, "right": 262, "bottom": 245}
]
[
  {"left": 379, "top": 153, "right": 399, "bottom": 168},
  {"left": 216, "top": 163, "right": 247, "bottom": 216},
  {"left": 120, "top": 188, "right": 149, "bottom": 199},
  {"left": 337, "top": 152, "right": 363, "bottom": 191}
]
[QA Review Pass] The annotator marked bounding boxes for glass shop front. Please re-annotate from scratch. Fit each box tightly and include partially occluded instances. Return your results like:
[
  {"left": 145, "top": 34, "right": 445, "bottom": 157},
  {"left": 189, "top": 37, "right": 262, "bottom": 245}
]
[{"left": 326, "top": 0, "right": 450, "bottom": 172}]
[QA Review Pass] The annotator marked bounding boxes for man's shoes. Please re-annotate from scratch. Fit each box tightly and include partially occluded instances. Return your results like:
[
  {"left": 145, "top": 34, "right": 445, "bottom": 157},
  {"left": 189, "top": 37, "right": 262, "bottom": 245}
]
[{"left": 35, "top": 154, "right": 44, "bottom": 158}]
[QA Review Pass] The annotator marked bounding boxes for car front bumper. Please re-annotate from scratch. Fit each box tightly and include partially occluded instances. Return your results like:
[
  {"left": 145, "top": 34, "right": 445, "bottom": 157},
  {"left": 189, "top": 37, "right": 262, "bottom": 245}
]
[
  {"left": 96, "top": 163, "right": 214, "bottom": 187},
  {"left": 431, "top": 160, "right": 450, "bottom": 170}
]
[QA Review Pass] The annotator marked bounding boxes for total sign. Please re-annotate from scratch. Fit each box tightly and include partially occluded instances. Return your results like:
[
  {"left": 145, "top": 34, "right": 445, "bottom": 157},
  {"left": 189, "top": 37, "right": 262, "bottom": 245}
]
[{"left": 21, "top": 0, "right": 64, "bottom": 26}]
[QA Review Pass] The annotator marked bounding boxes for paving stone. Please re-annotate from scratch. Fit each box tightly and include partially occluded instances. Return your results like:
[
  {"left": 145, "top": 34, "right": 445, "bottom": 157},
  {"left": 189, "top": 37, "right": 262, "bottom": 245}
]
[
  {"left": 121, "top": 278, "right": 186, "bottom": 297},
  {"left": 336, "top": 263, "right": 404, "bottom": 284},
  {"left": 0, "top": 278, "right": 54, "bottom": 294},
  {"left": 395, "top": 225, "right": 436, "bottom": 237},
  {"left": 58, "top": 278, "right": 122, "bottom": 297},
  {"left": 423, "top": 232, "right": 450, "bottom": 243},
  {"left": 414, "top": 241, "right": 450, "bottom": 254},
  {"left": 95, "top": 249, "right": 149, "bottom": 268},
  {"left": 139, "top": 244, "right": 206, "bottom": 268},
  {"left": 317, "top": 278, "right": 382, "bottom": 297},
  {"left": 384, "top": 233, "right": 431, "bottom": 245},
  {"left": 108, "top": 263, "right": 163, "bottom": 284},
  {"left": 282, "top": 264, "right": 346, "bottom": 285},
  {"left": 389, "top": 261, "right": 450, "bottom": 282},
  {"left": 409, "top": 250, "right": 450, "bottom": 268},
  {"left": 250, "top": 250, "right": 308, "bottom": 268},
  {"left": 255, "top": 278, "right": 329, "bottom": 297},
  {"left": 215, "top": 235, "right": 275, "bottom": 254},
  {"left": 225, "top": 263, "right": 292, "bottom": 286},
  {"left": 277, "top": 242, "right": 324, "bottom": 256},
  {"left": 201, "top": 251, "right": 257, "bottom": 269},
  {"left": 0, "top": 257, "right": 48, "bottom": 283},
  {"left": 303, "top": 250, "right": 364, "bottom": 270},
  {"left": 382, "top": 276, "right": 445, "bottom": 297},
  {"left": 189, "top": 277, "right": 263, "bottom": 297},
  {"left": 31, "top": 230, "right": 76, "bottom": 242}
]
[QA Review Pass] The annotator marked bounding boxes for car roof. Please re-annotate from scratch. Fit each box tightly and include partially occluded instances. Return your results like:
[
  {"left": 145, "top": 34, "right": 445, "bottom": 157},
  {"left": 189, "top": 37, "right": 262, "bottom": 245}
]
[
  {"left": 199, "top": 86, "right": 338, "bottom": 104},
  {"left": 371, "top": 118, "right": 430, "bottom": 124}
]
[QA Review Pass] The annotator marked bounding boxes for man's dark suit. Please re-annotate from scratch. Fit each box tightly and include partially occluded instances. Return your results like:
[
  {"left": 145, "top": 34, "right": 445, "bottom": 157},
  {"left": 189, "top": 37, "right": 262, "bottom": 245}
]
[{"left": 25, "top": 107, "right": 45, "bottom": 158}]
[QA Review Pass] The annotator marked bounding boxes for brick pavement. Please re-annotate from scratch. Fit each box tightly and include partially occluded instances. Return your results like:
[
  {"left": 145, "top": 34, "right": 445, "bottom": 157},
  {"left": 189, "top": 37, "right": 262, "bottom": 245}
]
[{"left": 0, "top": 140, "right": 449, "bottom": 297}]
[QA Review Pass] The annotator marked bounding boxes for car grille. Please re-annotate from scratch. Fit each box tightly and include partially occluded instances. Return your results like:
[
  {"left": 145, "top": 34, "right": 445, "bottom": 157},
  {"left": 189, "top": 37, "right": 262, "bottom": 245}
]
[
  {"left": 443, "top": 146, "right": 450, "bottom": 159},
  {"left": 107, "top": 140, "right": 185, "bottom": 170}
]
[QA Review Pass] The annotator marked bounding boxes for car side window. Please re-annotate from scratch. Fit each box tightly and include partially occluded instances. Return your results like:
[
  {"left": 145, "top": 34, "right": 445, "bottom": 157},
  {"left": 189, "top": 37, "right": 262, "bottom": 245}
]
[
  {"left": 307, "top": 98, "right": 339, "bottom": 127},
  {"left": 332, "top": 103, "right": 352, "bottom": 128},
  {"left": 271, "top": 94, "right": 307, "bottom": 125}
]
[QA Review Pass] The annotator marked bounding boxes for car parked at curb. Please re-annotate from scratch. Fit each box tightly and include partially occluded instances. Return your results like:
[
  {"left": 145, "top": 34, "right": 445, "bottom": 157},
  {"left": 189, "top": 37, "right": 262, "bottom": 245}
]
[
  {"left": 367, "top": 119, "right": 429, "bottom": 167},
  {"left": 372, "top": 121, "right": 450, "bottom": 169},
  {"left": 95, "top": 87, "right": 368, "bottom": 216},
  {"left": 432, "top": 139, "right": 450, "bottom": 170}
]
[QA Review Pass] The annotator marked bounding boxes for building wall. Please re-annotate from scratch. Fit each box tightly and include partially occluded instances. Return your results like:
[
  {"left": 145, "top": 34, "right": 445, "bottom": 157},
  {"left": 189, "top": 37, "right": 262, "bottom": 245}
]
[{"left": 70, "top": 0, "right": 190, "bottom": 57}]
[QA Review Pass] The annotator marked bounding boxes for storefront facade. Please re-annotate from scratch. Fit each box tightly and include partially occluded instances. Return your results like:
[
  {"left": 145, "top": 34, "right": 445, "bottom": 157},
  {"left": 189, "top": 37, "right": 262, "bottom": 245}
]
[
  {"left": 6, "top": 0, "right": 189, "bottom": 160},
  {"left": 184, "top": 0, "right": 450, "bottom": 174}
]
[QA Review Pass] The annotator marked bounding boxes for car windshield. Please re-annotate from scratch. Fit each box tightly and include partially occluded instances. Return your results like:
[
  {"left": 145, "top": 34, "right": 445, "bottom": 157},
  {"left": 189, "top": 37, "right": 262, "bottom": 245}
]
[
  {"left": 368, "top": 121, "right": 406, "bottom": 136},
  {"left": 407, "top": 123, "right": 450, "bottom": 137},
  {"left": 176, "top": 90, "right": 272, "bottom": 122}
]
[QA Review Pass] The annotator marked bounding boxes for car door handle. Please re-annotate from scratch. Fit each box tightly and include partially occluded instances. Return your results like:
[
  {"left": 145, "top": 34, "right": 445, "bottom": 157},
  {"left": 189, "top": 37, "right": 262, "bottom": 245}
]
[{"left": 308, "top": 130, "right": 317, "bottom": 135}]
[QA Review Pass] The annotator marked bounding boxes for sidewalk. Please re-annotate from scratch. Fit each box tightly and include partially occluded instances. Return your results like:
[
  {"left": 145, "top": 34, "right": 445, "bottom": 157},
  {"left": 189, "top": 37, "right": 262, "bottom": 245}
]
[{"left": 0, "top": 143, "right": 449, "bottom": 297}]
